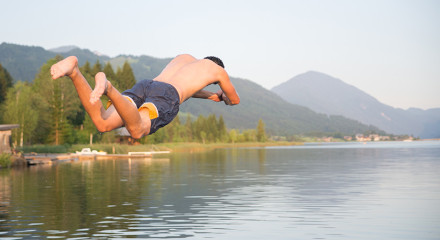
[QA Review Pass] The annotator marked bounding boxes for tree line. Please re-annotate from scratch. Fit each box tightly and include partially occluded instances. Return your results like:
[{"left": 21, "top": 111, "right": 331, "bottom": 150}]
[
  {"left": 142, "top": 114, "right": 266, "bottom": 144},
  {"left": 0, "top": 57, "right": 266, "bottom": 146}
]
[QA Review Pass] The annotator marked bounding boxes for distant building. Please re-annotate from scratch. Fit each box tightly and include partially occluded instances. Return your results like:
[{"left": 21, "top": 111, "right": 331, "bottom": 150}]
[
  {"left": 114, "top": 127, "right": 138, "bottom": 144},
  {"left": 344, "top": 136, "right": 353, "bottom": 141},
  {"left": 355, "top": 134, "right": 366, "bottom": 141},
  {"left": 380, "top": 136, "right": 391, "bottom": 141},
  {"left": 370, "top": 134, "right": 380, "bottom": 141},
  {"left": 321, "top": 137, "right": 333, "bottom": 142},
  {"left": 0, "top": 124, "right": 19, "bottom": 153}
]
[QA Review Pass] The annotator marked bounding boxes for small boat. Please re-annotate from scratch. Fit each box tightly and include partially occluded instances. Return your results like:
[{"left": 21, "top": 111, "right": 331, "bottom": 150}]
[{"left": 75, "top": 148, "right": 107, "bottom": 155}]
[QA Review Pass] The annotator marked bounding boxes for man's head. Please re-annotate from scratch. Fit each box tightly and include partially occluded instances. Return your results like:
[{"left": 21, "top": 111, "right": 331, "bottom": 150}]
[{"left": 204, "top": 56, "right": 224, "bottom": 68}]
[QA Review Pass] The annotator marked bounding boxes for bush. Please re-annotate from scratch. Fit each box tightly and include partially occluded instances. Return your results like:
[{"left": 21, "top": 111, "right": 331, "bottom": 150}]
[{"left": 0, "top": 153, "right": 12, "bottom": 168}]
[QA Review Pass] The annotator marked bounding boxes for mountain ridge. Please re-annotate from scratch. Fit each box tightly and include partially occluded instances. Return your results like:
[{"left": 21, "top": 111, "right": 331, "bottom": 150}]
[
  {"left": 48, "top": 45, "right": 80, "bottom": 53},
  {"left": 271, "top": 71, "right": 440, "bottom": 138}
]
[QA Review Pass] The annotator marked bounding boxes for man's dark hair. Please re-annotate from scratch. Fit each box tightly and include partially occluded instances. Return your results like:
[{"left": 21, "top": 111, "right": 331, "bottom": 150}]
[{"left": 204, "top": 56, "right": 225, "bottom": 68}]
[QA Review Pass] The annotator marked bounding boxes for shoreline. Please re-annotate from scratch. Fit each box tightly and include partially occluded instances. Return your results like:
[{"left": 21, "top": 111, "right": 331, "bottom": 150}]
[
  {"left": 17, "top": 141, "right": 303, "bottom": 155},
  {"left": 5, "top": 140, "right": 439, "bottom": 168},
  {"left": 158, "top": 141, "right": 302, "bottom": 152},
  {"left": 6, "top": 141, "right": 301, "bottom": 167}
]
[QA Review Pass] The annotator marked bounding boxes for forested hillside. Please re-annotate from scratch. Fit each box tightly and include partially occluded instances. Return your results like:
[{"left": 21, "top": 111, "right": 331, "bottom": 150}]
[
  {"left": 0, "top": 43, "right": 57, "bottom": 82},
  {"left": 0, "top": 43, "right": 384, "bottom": 141}
]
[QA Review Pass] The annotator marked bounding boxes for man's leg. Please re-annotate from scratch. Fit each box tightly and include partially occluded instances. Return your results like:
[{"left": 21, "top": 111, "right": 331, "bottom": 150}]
[
  {"left": 93, "top": 72, "right": 151, "bottom": 139},
  {"left": 50, "top": 56, "right": 123, "bottom": 132}
]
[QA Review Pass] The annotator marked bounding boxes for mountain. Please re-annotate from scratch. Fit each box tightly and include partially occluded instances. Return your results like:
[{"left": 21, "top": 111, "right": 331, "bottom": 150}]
[
  {"left": 180, "top": 77, "right": 382, "bottom": 135},
  {"left": 108, "top": 55, "right": 172, "bottom": 81},
  {"left": 0, "top": 42, "right": 110, "bottom": 82},
  {"left": 0, "top": 43, "right": 57, "bottom": 82},
  {"left": 0, "top": 43, "right": 383, "bottom": 136},
  {"left": 271, "top": 71, "right": 440, "bottom": 138},
  {"left": 49, "top": 45, "right": 80, "bottom": 53},
  {"left": 0, "top": 42, "right": 165, "bottom": 82}
]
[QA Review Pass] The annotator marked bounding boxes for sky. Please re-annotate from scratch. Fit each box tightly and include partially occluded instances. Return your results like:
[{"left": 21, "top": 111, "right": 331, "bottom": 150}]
[{"left": 1, "top": 0, "right": 439, "bottom": 110}]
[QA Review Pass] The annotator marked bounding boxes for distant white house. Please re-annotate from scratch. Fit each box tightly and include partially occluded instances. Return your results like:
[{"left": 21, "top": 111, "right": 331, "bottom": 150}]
[{"left": 0, "top": 124, "right": 19, "bottom": 153}]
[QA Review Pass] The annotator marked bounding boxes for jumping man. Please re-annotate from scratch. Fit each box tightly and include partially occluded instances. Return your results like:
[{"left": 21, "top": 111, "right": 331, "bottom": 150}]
[{"left": 50, "top": 54, "right": 240, "bottom": 139}]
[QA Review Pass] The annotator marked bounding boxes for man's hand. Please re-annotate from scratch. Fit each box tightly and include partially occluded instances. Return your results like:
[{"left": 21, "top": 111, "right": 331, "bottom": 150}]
[
  {"left": 222, "top": 93, "right": 232, "bottom": 105},
  {"left": 216, "top": 90, "right": 232, "bottom": 105},
  {"left": 193, "top": 90, "right": 221, "bottom": 101},
  {"left": 208, "top": 91, "right": 221, "bottom": 102},
  {"left": 193, "top": 89, "right": 235, "bottom": 105}
]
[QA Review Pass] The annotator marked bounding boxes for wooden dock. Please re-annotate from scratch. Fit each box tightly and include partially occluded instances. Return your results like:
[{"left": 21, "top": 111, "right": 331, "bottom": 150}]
[
  {"left": 25, "top": 153, "right": 76, "bottom": 165},
  {"left": 24, "top": 151, "right": 170, "bottom": 165}
]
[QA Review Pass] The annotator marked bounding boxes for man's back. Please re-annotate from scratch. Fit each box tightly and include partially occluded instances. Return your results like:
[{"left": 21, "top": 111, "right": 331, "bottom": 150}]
[
  {"left": 50, "top": 53, "right": 239, "bottom": 139},
  {"left": 154, "top": 54, "right": 238, "bottom": 104}
]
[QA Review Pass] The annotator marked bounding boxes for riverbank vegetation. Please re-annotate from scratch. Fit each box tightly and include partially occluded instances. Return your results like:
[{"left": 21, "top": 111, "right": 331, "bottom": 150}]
[{"left": 0, "top": 153, "right": 12, "bottom": 168}]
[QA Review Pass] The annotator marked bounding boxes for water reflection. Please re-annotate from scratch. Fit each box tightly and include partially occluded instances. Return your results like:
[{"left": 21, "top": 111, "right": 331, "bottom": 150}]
[
  {"left": 0, "top": 158, "right": 171, "bottom": 239},
  {"left": 0, "top": 141, "right": 439, "bottom": 239}
]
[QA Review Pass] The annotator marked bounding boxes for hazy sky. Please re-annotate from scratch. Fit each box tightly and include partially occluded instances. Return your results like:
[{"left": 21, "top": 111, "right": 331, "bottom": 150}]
[{"left": 1, "top": 0, "right": 439, "bottom": 109}]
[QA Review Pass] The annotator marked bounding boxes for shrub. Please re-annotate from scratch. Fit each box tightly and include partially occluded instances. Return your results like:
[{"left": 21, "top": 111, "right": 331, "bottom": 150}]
[{"left": 0, "top": 153, "right": 12, "bottom": 168}]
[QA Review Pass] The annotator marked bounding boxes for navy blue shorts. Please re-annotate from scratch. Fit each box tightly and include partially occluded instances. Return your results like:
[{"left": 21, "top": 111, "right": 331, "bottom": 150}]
[{"left": 122, "top": 79, "right": 180, "bottom": 135}]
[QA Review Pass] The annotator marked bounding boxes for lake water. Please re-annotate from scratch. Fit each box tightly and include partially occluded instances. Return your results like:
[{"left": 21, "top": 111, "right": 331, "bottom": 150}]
[{"left": 1, "top": 141, "right": 439, "bottom": 239}]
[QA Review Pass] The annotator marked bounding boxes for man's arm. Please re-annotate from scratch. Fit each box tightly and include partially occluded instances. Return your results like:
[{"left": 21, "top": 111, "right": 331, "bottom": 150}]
[
  {"left": 217, "top": 70, "right": 240, "bottom": 105},
  {"left": 192, "top": 90, "right": 221, "bottom": 102}
]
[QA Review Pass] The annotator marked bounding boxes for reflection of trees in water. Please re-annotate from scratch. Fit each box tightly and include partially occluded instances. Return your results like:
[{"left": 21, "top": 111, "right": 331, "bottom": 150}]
[
  {"left": 0, "top": 171, "right": 12, "bottom": 233},
  {"left": 0, "top": 147, "right": 386, "bottom": 238},
  {"left": 0, "top": 147, "right": 403, "bottom": 238},
  {"left": 0, "top": 158, "right": 170, "bottom": 237},
  {"left": 1, "top": 145, "right": 437, "bottom": 238},
  {"left": 258, "top": 148, "right": 266, "bottom": 174}
]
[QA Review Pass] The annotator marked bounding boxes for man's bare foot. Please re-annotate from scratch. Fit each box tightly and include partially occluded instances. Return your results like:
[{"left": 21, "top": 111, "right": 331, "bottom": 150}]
[
  {"left": 50, "top": 56, "right": 78, "bottom": 80},
  {"left": 90, "top": 72, "right": 111, "bottom": 104}
]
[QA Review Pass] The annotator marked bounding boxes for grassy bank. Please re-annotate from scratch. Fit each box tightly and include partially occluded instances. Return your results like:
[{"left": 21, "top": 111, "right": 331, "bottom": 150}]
[
  {"left": 18, "top": 144, "right": 170, "bottom": 155},
  {"left": 159, "top": 141, "right": 301, "bottom": 152},
  {"left": 17, "top": 141, "right": 302, "bottom": 154}
]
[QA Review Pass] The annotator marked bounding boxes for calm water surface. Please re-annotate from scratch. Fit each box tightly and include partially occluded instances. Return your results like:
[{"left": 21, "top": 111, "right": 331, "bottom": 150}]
[{"left": 1, "top": 141, "right": 439, "bottom": 239}]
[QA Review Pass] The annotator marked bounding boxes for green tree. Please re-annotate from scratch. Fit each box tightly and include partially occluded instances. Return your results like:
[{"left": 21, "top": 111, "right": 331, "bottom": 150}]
[
  {"left": 103, "top": 62, "right": 117, "bottom": 88},
  {"left": 80, "top": 61, "right": 92, "bottom": 75},
  {"left": 242, "top": 129, "right": 256, "bottom": 142},
  {"left": 2, "top": 82, "right": 39, "bottom": 146},
  {"left": 200, "top": 131, "right": 207, "bottom": 144},
  {"left": 149, "top": 127, "right": 167, "bottom": 143},
  {"left": 33, "top": 56, "right": 81, "bottom": 145},
  {"left": 217, "top": 115, "right": 227, "bottom": 142},
  {"left": 116, "top": 61, "right": 136, "bottom": 90},
  {"left": 184, "top": 114, "right": 193, "bottom": 141},
  {"left": 165, "top": 116, "right": 178, "bottom": 142},
  {"left": 193, "top": 115, "right": 207, "bottom": 142},
  {"left": 172, "top": 116, "right": 186, "bottom": 142},
  {"left": 91, "top": 60, "right": 103, "bottom": 77},
  {"left": 79, "top": 114, "right": 98, "bottom": 145},
  {"left": 80, "top": 61, "right": 95, "bottom": 87},
  {"left": 103, "top": 62, "right": 116, "bottom": 79},
  {"left": 256, "top": 118, "right": 267, "bottom": 142},
  {"left": 207, "top": 114, "right": 219, "bottom": 142},
  {"left": 229, "top": 129, "right": 238, "bottom": 143},
  {"left": 0, "top": 63, "right": 14, "bottom": 105}
]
